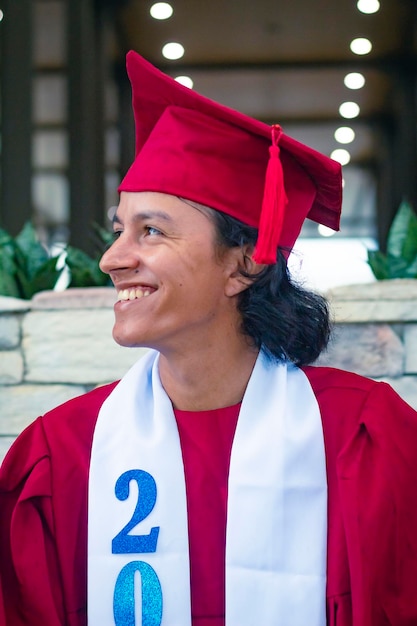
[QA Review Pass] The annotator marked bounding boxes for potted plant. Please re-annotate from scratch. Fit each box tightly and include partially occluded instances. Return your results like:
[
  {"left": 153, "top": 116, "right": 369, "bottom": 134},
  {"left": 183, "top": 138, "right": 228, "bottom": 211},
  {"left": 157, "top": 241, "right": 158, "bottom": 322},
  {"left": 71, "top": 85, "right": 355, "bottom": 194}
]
[
  {"left": 367, "top": 200, "right": 417, "bottom": 280},
  {"left": 0, "top": 222, "right": 112, "bottom": 300}
]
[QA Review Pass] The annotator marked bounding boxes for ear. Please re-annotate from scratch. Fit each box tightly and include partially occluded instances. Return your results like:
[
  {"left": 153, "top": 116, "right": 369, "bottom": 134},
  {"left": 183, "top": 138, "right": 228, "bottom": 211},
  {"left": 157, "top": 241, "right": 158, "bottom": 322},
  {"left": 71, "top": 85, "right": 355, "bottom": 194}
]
[{"left": 224, "top": 245, "right": 266, "bottom": 297}]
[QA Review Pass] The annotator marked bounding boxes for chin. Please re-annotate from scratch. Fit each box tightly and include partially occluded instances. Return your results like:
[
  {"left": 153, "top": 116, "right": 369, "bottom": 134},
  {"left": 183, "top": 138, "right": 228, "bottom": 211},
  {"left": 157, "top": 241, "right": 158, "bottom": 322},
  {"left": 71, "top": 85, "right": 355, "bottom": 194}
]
[{"left": 112, "top": 327, "right": 145, "bottom": 348}]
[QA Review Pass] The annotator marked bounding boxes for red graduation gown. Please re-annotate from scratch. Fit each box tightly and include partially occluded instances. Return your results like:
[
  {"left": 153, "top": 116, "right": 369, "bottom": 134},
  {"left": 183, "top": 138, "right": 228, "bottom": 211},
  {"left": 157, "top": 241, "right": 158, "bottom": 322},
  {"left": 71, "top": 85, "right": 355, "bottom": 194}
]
[{"left": 1, "top": 366, "right": 417, "bottom": 625}]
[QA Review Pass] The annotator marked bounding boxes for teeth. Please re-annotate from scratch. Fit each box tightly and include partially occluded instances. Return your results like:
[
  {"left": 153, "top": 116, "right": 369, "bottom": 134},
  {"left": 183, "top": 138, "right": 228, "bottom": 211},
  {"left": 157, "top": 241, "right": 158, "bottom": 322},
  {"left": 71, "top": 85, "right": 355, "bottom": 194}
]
[{"left": 117, "top": 288, "right": 152, "bottom": 301}]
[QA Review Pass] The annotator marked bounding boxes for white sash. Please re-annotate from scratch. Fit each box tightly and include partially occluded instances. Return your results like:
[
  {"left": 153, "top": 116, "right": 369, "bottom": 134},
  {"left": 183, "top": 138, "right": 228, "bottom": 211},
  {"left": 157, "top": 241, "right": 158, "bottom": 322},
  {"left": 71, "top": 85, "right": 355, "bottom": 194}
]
[{"left": 88, "top": 350, "right": 327, "bottom": 625}]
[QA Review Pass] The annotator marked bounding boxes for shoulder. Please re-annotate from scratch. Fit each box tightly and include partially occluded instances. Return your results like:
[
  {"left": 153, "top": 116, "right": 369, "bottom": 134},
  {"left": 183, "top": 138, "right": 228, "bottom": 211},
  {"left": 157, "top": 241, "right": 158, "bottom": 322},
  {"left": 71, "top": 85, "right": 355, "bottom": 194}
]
[
  {"left": 302, "top": 364, "right": 377, "bottom": 396},
  {"left": 302, "top": 364, "right": 416, "bottom": 417},
  {"left": 42, "top": 381, "right": 119, "bottom": 429},
  {"left": 302, "top": 365, "right": 396, "bottom": 415},
  {"left": 302, "top": 365, "right": 417, "bottom": 448},
  {"left": 40, "top": 381, "right": 120, "bottom": 461}
]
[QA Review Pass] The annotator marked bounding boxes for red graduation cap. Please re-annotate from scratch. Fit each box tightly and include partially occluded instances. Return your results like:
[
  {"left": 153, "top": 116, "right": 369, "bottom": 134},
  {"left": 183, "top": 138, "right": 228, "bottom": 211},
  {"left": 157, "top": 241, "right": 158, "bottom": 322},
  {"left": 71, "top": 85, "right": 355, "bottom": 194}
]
[{"left": 119, "top": 51, "right": 342, "bottom": 264}]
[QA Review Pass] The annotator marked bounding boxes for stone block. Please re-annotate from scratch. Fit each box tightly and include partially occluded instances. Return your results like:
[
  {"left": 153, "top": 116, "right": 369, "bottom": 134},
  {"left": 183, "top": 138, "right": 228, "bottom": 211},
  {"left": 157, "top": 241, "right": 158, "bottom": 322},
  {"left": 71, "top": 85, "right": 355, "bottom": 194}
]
[
  {"left": 326, "top": 279, "right": 417, "bottom": 323},
  {"left": 404, "top": 325, "right": 417, "bottom": 374},
  {"left": 316, "top": 324, "right": 404, "bottom": 378},
  {"left": 32, "top": 287, "right": 115, "bottom": 309},
  {"left": 0, "top": 436, "right": 16, "bottom": 464},
  {"left": 23, "top": 309, "right": 144, "bottom": 384},
  {"left": 0, "top": 350, "right": 24, "bottom": 384},
  {"left": 0, "top": 314, "right": 21, "bottom": 349},
  {"left": 0, "top": 296, "right": 31, "bottom": 313},
  {"left": 0, "top": 383, "right": 86, "bottom": 436}
]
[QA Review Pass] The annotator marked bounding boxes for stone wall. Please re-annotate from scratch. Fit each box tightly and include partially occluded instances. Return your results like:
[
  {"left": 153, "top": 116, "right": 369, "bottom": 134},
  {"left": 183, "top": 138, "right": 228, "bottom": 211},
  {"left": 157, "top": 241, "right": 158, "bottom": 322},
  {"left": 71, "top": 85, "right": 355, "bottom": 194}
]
[
  {"left": 0, "top": 288, "right": 144, "bottom": 462},
  {"left": 1, "top": 280, "right": 417, "bottom": 463},
  {"left": 317, "top": 280, "right": 417, "bottom": 407}
]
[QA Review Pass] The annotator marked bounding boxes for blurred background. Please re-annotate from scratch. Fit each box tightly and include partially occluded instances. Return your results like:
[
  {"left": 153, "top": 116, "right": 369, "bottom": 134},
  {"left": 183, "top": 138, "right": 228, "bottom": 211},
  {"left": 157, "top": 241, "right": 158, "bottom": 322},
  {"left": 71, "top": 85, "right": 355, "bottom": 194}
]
[{"left": 0, "top": 0, "right": 416, "bottom": 290}]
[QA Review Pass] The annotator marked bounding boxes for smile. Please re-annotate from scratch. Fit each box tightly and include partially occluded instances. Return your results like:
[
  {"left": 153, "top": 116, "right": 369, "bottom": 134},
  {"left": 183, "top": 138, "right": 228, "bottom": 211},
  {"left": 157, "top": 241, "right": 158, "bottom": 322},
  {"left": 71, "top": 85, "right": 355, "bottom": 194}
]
[{"left": 117, "top": 288, "right": 153, "bottom": 301}]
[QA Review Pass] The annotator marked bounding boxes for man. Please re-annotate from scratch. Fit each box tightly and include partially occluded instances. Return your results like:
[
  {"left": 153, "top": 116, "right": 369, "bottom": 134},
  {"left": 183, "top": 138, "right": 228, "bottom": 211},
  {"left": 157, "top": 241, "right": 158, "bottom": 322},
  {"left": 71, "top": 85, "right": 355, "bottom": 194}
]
[{"left": 1, "top": 52, "right": 417, "bottom": 626}]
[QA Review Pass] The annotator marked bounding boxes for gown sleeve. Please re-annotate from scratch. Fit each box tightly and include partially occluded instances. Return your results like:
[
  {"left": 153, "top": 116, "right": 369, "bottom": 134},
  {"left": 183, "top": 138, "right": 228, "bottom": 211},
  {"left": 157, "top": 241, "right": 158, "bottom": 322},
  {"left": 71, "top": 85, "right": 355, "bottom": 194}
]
[
  {"left": 306, "top": 366, "right": 417, "bottom": 626},
  {"left": 337, "top": 380, "right": 417, "bottom": 626},
  {"left": 0, "top": 418, "right": 66, "bottom": 625},
  {"left": 0, "top": 382, "right": 116, "bottom": 626}
]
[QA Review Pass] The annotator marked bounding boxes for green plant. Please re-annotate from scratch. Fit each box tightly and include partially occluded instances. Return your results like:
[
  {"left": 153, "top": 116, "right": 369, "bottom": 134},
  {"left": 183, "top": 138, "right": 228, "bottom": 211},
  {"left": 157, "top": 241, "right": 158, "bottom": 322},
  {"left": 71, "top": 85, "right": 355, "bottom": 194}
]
[
  {"left": 368, "top": 200, "right": 417, "bottom": 280},
  {"left": 0, "top": 222, "right": 112, "bottom": 300}
]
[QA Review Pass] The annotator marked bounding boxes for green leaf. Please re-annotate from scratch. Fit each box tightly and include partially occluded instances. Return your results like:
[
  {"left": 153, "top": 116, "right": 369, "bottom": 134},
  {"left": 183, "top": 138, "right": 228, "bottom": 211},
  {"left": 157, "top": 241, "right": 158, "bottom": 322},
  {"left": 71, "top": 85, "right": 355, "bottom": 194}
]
[
  {"left": 92, "top": 222, "right": 114, "bottom": 252},
  {"left": 0, "top": 230, "right": 21, "bottom": 297},
  {"left": 401, "top": 210, "right": 417, "bottom": 264},
  {"left": 26, "top": 256, "right": 63, "bottom": 298},
  {"left": 403, "top": 254, "right": 417, "bottom": 279},
  {"left": 386, "top": 201, "right": 416, "bottom": 259},
  {"left": 0, "top": 252, "right": 20, "bottom": 297},
  {"left": 368, "top": 200, "right": 417, "bottom": 280},
  {"left": 384, "top": 254, "right": 410, "bottom": 279},
  {"left": 0, "top": 227, "right": 15, "bottom": 247},
  {"left": 65, "top": 246, "right": 109, "bottom": 287},
  {"left": 367, "top": 249, "right": 390, "bottom": 280},
  {"left": 15, "top": 222, "right": 50, "bottom": 281}
]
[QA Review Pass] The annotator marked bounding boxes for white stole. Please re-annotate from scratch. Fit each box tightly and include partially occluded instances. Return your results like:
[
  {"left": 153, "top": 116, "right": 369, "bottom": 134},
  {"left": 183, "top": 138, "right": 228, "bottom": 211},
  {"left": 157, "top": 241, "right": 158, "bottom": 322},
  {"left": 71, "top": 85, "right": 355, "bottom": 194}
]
[{"left": 88, "top": 349, "right": 327, "bottom": 625}]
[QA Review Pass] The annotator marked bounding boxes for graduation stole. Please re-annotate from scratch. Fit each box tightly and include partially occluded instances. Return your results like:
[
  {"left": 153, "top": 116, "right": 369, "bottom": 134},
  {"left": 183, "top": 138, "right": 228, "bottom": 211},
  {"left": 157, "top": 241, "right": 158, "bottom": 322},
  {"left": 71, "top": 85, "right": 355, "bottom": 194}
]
[{"left": 88, "top": 349, "right": 327, "bottom": 625}]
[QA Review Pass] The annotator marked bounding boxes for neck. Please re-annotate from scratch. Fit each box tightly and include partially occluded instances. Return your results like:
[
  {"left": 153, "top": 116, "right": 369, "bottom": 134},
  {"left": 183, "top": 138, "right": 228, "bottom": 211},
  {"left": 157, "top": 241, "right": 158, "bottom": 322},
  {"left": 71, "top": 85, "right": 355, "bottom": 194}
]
[{"left": 158, "top": 340, "right": 259, "bottom": 412}]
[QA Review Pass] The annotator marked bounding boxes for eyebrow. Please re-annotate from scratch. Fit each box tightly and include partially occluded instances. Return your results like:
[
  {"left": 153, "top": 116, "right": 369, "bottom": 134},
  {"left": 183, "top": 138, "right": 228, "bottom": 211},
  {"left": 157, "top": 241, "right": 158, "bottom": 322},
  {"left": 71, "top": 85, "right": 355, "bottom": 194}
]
[{"left": 112, "top": 210, "right": 175, "bottom": 226}]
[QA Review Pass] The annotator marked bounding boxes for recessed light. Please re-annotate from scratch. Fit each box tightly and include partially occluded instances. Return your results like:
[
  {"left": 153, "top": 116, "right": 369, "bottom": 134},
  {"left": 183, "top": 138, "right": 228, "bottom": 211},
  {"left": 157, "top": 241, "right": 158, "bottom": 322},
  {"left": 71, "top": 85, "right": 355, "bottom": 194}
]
[
  {"left": 162, "top": 42, "right": 185, "bottom": 60},
  {"left": 357, "top": 0, "right": 380, "bottom": 14},
  {"left": 150, "top": 3, "right": 173, "bottom": 20},
  {"left": 331, "top": 148, "right": 351, "bottom": 166},
  {"left": 350, "top": 38, "right": 372, "bottom": 55},
  {"left": 339, "top": 102, "right": 360, "bottom": 119},
  {"left": 175, "top": 76, "right": 194, "bottom": 89},
  {"left": 334, "top": 127, "right": 356, "bottom": 144},
  {"left": 344, "top": 72, "right": 365, "bottom": 89}
]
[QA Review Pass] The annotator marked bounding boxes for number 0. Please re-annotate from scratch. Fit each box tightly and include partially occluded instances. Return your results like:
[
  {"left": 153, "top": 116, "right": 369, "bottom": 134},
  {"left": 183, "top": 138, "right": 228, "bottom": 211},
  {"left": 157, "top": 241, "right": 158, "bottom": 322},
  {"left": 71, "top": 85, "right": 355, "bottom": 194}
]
[{"left": 113, "top": 561, "right": 162, "bottom": 626}]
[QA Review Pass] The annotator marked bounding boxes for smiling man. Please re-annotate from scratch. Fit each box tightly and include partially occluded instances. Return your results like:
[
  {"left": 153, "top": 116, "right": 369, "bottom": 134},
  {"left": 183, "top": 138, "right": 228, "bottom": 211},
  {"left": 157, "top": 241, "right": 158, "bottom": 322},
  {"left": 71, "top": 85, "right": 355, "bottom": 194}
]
[{"left": 1, "top": 52, "right": 417, "bottom": 626}]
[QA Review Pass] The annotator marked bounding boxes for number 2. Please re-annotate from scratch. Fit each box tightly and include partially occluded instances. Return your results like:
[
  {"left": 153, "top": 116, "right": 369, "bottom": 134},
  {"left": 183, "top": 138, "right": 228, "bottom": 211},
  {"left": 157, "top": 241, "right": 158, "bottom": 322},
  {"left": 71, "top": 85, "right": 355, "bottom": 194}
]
[{"left": 112, "top": 469, "right": 160, "bottom": 554}]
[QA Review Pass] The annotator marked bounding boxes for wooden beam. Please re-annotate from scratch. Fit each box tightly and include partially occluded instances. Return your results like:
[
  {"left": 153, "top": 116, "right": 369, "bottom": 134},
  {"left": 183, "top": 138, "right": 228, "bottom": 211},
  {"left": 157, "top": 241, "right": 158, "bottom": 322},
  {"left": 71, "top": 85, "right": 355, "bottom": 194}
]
[
  {"left": 0, "top": 0, "right": 32, "bottom": 234},
  {"left": 67, "top": 0, "right": 105, "bottom": 256}
]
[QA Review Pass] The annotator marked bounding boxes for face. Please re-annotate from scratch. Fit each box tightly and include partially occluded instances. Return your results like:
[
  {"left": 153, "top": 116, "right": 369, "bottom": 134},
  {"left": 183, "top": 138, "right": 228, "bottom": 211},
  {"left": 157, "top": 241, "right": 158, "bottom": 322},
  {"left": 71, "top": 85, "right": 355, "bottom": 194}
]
[{"left": 100, "top": 192, "right": 244, "bottom": 354}]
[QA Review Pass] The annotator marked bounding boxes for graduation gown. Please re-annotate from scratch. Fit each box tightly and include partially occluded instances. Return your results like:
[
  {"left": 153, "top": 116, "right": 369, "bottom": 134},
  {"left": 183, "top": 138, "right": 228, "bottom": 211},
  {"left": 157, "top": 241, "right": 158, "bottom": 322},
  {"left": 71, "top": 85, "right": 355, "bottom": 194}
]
[{"left": 1, "top": 366, "right": 417, "bottom": 626}]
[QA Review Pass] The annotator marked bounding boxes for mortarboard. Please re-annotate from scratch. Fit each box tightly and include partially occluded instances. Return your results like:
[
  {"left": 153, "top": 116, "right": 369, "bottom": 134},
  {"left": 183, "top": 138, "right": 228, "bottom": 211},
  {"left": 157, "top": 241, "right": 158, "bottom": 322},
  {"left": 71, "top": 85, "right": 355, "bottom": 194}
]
[{"left": 119, "top": 51, "right": 343, "bottom": 264}]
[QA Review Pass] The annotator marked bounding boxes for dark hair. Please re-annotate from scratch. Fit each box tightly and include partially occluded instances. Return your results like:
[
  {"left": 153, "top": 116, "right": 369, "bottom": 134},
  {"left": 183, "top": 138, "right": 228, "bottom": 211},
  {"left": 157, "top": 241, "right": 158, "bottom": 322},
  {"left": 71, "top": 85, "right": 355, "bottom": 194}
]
[{"left": 211, "top": 210, "right": 331, "bottom": 366}]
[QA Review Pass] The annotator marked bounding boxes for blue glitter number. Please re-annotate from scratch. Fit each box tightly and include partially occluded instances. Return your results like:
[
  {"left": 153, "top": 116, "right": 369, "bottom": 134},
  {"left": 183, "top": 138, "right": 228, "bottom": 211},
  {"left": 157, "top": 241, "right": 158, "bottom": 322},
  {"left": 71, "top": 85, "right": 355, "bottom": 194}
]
[
  {"left": 113, "top": 560, "right": 163, "bottom": 626},
  {"left": 112, "top": 470, "right": 160, "bottom": 554}
]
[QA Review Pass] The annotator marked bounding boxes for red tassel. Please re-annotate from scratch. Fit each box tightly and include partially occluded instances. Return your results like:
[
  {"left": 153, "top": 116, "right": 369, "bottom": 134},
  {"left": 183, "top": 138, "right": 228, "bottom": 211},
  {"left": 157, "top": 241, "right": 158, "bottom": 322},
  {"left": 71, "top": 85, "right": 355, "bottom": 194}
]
[{"left": 253, "top": 124, "right": 288, "bottom": 264}]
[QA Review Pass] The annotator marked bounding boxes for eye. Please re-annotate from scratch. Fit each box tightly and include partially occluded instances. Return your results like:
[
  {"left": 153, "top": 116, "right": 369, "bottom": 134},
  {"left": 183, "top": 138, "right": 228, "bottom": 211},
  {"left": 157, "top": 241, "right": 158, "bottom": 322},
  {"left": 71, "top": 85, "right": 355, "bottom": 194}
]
[{"left": 145, "top": 226, "right": 163, "bottom": 236}]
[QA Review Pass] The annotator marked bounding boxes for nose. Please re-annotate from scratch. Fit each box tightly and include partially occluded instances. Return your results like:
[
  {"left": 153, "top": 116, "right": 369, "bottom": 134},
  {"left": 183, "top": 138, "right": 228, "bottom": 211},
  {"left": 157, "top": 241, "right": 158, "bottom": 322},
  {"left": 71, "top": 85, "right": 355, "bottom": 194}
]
[{"left": 99, "top": 235, "right": 139, "bottom": 276}]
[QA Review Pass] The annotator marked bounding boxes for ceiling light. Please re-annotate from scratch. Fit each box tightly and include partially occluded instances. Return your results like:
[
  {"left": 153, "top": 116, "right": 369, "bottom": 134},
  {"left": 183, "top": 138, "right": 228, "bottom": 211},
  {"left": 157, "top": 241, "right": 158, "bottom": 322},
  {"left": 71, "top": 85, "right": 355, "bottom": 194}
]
[
  {"left": 175, "top": 76, "right": 194, "bottom": 89},
  {"left": 350, "top": 38, "right": 372, "bottom": 55},
  {"left": 0, "top": 10, "right": 4, "bottom": 21},
  {"left": 331, "top": 148, "right": 351, "bottom": 166},
  {"left": 339, "top": 101, "right": 360, "bottom": 119},
  {"left": 334, "top": 126, "right": 355, "bottom": 144},
  {"left": 318, "top": 224, "right": 337, "bottom": 237},
  {"left": 357, "top": 0, "right": 380, "bottom": 14},
  {"left": 344, "top": 72, "right": 365, "bottom": 89},
  {"left": 162, "top": 42, "right": 185, "bottom": 60},
  {"left": 150, "top": 3, "right": 173, "bottom": 20}
]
